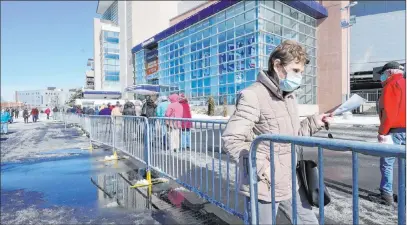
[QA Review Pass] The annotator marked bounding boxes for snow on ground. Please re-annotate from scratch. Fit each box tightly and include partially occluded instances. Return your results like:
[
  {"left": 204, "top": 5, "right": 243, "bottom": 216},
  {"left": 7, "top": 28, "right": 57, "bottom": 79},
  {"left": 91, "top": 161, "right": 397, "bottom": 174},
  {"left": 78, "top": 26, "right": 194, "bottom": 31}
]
[
  {"left": 331, "top": 115, "right": 380, "bottom": 125},
  {"left": 151, "top": 149, "right": 398, "bottom": 224},
  {"left": 192, "top": 112, "right": 380, "bottom": 126},
  {"left": 1, "top": 115, "right": 89, "bottom": 163},
  {"left": 314, "top": 188, "right": 397, "bottom": 225},
  {"left": 191, "top": 112, "right": 230, "bottom": 120}
]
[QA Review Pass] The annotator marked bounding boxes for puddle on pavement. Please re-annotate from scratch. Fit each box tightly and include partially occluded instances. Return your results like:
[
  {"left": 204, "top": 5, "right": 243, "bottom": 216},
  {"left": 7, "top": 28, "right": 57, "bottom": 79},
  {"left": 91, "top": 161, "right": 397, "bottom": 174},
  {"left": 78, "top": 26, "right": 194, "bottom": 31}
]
[
  {"left": 1, "top": 148, "right": 228, "bottom": 225},
  {"left": 0, "top": 149, "right": 162, "bottom": 224}
]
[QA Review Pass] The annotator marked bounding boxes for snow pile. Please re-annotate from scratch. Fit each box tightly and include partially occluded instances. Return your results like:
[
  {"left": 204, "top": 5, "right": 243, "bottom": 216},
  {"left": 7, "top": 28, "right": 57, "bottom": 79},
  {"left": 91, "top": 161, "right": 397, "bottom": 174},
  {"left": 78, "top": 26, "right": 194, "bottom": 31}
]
[
  {"left": 134, "top": 179, "right": 149, "bottom": 187},
  {"left": 1, "top": 117, "right": 89, "bottom": 163},
  {"left": 191, "top": 112, "right": 229, "bottom": 120},
  {"left": 105, "top": 201, "right": 119, "bottom": 208},
  {"left": 331, "top": 115, "right": 380, "bottom": 125}
]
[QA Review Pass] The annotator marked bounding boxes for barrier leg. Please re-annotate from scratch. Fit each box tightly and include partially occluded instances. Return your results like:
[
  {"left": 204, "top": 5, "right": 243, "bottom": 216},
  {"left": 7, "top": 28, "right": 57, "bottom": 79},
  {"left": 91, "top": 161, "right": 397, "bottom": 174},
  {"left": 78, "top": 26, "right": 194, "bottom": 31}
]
[{"left": 398, "top": 158, "right": 406, "bottom": 225}]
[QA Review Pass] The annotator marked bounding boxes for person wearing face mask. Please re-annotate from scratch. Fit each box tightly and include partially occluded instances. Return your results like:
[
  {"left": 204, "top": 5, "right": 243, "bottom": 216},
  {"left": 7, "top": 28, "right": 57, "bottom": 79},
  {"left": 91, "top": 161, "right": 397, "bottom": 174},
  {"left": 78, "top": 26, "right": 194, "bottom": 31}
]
[
  {"left": 222, "top": 40, "right": 331, "bottom": 224},
  {"left": 376, "top": 61, "right": 406, "bottom": 206}
]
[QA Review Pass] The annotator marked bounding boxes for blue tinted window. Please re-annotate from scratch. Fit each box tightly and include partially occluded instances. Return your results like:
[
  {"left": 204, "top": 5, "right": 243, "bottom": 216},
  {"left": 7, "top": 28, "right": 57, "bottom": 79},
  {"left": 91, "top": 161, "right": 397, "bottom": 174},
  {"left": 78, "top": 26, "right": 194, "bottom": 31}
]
[
  {"left": 227, "top": 73, "right": 234, "bottom": 83},
  {"left": 219, "top": 75, "right": 226, "bottom": 85},
  {"left": 218, "top": 22, "right": 226, "bottom": 32},
  {"left": 246, "top": 69, "right": 256, "bottom": 81},
  {"left": 218, "top": 32, "right": 226, "bottom": 43},
  {"left": 227, "top": 84, "right": 235, "bottom": 94}
]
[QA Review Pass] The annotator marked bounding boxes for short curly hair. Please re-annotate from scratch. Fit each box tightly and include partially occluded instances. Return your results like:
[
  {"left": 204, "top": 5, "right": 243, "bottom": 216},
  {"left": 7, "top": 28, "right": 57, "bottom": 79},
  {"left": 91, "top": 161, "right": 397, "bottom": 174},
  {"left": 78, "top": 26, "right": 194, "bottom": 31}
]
[{"left": 267, "top": 40, "right": 309, "bottom": 74}]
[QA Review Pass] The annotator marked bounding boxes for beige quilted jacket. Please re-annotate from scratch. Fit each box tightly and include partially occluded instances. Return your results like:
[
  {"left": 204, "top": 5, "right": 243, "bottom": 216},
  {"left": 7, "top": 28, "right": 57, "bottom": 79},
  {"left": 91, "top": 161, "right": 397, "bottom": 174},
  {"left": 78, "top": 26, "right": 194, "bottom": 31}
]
[{"left": 222, "top": 70, "right": 322, "bottom": 202}]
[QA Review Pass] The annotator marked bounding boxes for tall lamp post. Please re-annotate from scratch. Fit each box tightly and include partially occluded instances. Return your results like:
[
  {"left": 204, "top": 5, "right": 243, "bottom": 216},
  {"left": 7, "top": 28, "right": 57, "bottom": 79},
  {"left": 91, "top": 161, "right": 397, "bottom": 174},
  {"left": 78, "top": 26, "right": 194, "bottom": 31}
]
[{"left": 341, "top": 1, "right": 358, "bottom": 101}]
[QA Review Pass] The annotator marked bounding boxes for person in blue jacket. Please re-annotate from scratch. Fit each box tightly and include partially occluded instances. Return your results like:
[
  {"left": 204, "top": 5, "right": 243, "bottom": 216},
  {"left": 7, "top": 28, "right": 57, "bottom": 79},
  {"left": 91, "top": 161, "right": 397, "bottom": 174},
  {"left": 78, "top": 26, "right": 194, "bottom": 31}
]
[
  {"left": 156, "top": 96, "right": 170, "bottom": 149},
  {"left": 1, "top": 109, "right": 11, "bottom": 134}
]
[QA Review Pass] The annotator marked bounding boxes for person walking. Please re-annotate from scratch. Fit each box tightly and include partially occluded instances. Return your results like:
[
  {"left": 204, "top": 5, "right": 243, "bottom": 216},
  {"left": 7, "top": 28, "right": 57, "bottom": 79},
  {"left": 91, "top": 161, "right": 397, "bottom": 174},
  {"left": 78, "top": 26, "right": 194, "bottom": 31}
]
[
  {"left": 45, "top": 108, "right": 51, "bottom": 120},
  {"left": 7, "top": 108, "right": 13, "bottom": 124},
  {"left": 376, "top": 61, "right": 406, "bottom": 206},
  {"left": 15, "top": 108, "right": 19, "bottom": 119},
  {"left": 179, "top": 93, "right": 192, "bottom": 150},
  {"left": 1, "top": 109, "right": 11, "bottom": 134},
  {"left": 221, "top": 40, "right": 331, "bottom": 224},
  {"left": 23, "top": 108, "right": 30, "bottom": 124},
  {"left": 165, "top": 94, "right": 183, "bottom": 152},
  {"left": 31, "top": 108, "right": 39, "bottom": 122}
]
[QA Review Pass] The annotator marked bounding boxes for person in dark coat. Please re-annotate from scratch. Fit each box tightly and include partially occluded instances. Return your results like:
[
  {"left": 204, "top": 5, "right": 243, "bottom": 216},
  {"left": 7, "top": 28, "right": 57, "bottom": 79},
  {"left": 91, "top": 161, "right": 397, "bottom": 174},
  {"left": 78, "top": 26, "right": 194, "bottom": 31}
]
[
  {"left": 86, "top": 107, "right": 95, "bottom": 115},
  {"left": 23, "top": 108, "right": 30, "bottom": 123},
  {"left": 141, "top": 98, "right": 157, "bottom": 118},
  {"left": 15, "top": 108, "right": 19, "bottom": 119},
  {"left": 122, "top": 101, "right": 136, "bottom": 116}
]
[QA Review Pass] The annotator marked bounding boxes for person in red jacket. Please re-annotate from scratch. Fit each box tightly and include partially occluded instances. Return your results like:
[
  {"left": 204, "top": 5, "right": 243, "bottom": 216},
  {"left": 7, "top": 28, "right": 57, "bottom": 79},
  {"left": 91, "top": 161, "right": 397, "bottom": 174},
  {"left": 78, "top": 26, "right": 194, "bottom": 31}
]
[
  {"left": 44, "top": 108, "right": 51, "bottom": 120},
  {"left": 377, "top": 61, "right": 406, "bottom": 205},
  {"left": 31, "top": 108, "right": 39, "bottom": 122}
]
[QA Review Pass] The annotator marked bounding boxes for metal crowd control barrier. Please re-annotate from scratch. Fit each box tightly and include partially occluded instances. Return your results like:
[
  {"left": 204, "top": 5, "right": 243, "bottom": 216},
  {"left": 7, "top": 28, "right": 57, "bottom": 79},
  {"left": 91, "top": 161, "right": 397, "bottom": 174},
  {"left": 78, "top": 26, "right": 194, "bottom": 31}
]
[
  {"left": 148, "top": 117, "right": 244, "bottom": 219},
  {"left": 248, "top": 134, "right": 406, "bottom": 225}
]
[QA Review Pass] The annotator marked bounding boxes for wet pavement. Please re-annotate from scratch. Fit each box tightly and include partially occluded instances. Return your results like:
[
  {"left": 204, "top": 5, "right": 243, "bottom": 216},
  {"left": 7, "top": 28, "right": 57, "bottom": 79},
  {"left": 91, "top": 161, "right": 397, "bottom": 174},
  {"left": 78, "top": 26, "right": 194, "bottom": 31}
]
[{"left": 1, "top": 148, "right": 157, "bottom": 224}]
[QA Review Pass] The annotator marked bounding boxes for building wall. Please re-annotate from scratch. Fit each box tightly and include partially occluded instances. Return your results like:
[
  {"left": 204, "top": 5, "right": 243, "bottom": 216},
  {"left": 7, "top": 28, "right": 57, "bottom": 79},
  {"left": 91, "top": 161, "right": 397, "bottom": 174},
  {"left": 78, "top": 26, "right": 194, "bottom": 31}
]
[
  {"left": 100, "top": 26, "right": 120, "bottom": 91},
  {"left": 350, "top": 8, "right": 405, "bottom": 73},
  {"left": 93, "top": 18, "right": 102, "bottom": 90},
  {"left": 85, "top": 70, "right": 95, "bottom": 90},
  {"left": 170, "top": 1, "right": 216, "bottom": 26},
  {"left": 134, "top": 1, "right": 319, "bottom": 115},
  {"left": 130, "top": 1, "right": 178, "bottom": 49},
  {"left": 316, "top": 1, "right": 349, "bottom": 113},
  {"left": 95, "top": 1, "right": 121, "bottom": 92},
  {"left": 119, "top": 1, "right": 178, "bottom": 98},
  {"left": 16, "top": 89, "right": 73, "bottom": 110}
]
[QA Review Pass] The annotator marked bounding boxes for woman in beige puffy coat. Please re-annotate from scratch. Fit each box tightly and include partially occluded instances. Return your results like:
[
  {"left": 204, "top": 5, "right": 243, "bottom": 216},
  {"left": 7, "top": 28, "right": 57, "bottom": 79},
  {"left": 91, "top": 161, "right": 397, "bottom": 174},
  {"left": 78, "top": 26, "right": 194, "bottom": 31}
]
[{"left": 222, "top": 40, "right": 331, "bottom": 224}]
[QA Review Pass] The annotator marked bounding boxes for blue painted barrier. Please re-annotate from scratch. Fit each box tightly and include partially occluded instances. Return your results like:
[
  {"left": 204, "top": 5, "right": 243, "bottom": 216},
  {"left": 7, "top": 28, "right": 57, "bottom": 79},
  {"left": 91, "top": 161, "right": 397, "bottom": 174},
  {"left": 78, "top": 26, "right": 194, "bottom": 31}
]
[
  {"left": 248, "top": 134, "right": 405, "bottom": 225},
  {"left": 60, "top": 114, "right": 406, "bottom": 225}
]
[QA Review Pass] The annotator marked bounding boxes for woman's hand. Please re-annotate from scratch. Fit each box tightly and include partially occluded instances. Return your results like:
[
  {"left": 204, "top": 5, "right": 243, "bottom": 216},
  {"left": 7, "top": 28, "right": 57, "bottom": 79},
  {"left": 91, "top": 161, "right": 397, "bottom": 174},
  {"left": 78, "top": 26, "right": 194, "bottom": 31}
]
[{"left": 316, "top": 113, "right": 333, "bottom": 128}]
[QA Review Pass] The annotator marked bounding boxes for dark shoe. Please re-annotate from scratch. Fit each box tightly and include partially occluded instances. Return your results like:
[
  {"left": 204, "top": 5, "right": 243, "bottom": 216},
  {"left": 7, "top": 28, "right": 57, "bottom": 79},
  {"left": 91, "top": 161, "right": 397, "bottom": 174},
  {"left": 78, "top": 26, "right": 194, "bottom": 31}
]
[{"left": 381, "top": 192, "right": 395, "bottom": 206}]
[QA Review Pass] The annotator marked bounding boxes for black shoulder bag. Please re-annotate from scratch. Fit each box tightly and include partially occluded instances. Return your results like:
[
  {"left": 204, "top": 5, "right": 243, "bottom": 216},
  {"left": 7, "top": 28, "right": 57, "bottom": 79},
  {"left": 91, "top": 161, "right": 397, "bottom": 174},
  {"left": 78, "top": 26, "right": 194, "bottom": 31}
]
[{"left": 296, "top": 146, "right": 332, "bottom": 208}]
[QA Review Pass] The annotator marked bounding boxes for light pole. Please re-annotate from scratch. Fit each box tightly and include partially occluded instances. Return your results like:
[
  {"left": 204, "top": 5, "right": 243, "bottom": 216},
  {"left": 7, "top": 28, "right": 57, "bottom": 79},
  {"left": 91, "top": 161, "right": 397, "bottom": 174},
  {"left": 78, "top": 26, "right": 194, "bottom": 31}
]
[{"left": 341, "top": 1, "right": 358, "bottom": 101}]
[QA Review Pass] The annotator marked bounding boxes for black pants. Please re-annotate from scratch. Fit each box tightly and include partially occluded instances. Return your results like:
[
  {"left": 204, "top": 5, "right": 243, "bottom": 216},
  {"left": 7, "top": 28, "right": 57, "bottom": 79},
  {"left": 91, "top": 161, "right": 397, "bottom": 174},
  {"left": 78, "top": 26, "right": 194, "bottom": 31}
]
[
  {"left": 24, "top": 117, "right": 28, "bottom": 123},
  {"left": 47, "top": 114, "right": 49, "bottom": 119}
]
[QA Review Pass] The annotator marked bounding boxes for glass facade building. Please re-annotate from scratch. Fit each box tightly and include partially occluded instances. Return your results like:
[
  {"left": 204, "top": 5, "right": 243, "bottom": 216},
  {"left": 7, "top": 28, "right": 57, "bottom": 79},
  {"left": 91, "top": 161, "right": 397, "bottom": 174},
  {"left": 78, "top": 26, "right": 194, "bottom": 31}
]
[
  {"left": 101, "top": 31, "right": 120, "bottom": 83},
  {"left": 101, "top": 1, "right": 119, "bottom": 25},
  {"left": 133, "top": 1, "right": 319, "bottom": 105},
  {"left": 99, "top": 1, "right": 120, "bottom": 91}
]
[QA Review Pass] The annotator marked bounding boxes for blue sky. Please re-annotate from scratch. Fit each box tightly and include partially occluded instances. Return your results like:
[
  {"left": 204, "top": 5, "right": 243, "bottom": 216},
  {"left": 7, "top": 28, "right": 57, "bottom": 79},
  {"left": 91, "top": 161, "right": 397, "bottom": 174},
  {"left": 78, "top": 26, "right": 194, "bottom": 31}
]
[{"left": 1, "top": 1, "right": 98, "bottom": 101}]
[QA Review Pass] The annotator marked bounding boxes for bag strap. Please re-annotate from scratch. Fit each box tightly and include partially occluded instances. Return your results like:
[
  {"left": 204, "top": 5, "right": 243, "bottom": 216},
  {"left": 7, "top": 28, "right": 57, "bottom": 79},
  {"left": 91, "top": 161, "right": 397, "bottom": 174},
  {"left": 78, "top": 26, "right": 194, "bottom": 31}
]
[{"left": 297, "top": 145, "right": 304, "bottom": 161}]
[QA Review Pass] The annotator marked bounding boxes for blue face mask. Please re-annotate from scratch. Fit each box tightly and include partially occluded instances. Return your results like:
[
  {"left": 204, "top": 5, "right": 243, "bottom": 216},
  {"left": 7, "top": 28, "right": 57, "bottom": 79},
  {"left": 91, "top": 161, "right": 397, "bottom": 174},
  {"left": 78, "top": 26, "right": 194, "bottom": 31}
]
[
  {"left": 380, "top": 73, "right": 388, "bottom": 82},
  {"left": 279, "top": 67, "right": 303, "bottom": 92}
]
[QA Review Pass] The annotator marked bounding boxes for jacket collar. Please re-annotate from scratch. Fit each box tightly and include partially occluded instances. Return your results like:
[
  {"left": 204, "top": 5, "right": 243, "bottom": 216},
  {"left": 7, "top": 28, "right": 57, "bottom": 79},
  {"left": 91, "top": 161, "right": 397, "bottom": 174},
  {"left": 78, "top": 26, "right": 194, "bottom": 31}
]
[
  {"left": 383, "top": 73, "right": 404, "bottom": 86},
  {"left": 257, "top": 70, "right": 296, "bottom": 100}
]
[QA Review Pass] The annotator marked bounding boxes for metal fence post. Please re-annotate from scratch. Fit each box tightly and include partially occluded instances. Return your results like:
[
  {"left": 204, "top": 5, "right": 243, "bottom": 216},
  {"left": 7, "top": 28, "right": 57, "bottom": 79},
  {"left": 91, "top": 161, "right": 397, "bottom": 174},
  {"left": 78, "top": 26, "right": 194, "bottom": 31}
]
[
  {"left": 112, "top": 116, "right": 116, "bottom": 152},
  {"left": 398, "top": 158, "right": 406, "bottom": 225}
]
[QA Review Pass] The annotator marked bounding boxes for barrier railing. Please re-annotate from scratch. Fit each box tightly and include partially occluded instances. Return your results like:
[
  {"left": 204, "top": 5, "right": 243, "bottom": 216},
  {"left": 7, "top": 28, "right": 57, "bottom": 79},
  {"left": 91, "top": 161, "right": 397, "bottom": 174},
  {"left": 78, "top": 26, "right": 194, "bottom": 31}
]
[
  {"left": 248, "top": 134, "right": 406, "bottom": 225},
  {"left": 55, "top": 114, "right": 406, "bottom": 224},
  {"left": 148, "top": 117, "right": 244, "bottom": 219}
]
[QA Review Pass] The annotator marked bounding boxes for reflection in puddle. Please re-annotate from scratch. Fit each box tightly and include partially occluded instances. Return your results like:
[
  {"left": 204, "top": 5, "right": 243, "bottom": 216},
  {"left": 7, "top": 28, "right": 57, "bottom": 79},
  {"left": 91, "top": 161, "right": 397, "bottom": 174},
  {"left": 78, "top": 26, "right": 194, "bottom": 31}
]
[{"left": 1, "top": 148, "right": 227, "bottom": 224}]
